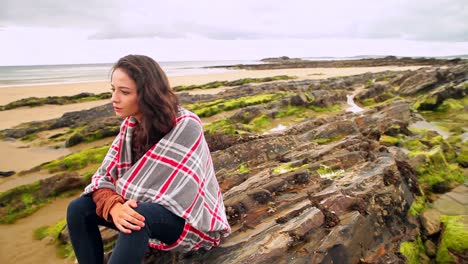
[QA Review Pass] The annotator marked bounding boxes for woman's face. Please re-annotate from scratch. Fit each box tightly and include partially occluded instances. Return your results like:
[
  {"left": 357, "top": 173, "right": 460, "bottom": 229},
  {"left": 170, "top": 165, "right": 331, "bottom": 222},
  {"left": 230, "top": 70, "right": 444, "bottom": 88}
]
[{"left": 111, "top": 68, "right": 142, "bottom": 121}]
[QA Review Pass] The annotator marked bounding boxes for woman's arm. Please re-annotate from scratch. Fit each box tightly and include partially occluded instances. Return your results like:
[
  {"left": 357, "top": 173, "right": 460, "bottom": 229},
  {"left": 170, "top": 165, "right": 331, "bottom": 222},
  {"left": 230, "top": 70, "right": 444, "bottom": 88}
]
[{"left": 92, "top": 188, "right": 125, "bottom": 221}]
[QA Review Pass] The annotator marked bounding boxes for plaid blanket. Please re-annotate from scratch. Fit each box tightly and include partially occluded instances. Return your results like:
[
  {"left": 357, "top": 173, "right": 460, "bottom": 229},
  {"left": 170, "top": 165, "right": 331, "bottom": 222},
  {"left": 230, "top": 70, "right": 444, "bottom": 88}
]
[{"left": 83, "top": 107, "right": 231, "bottom": 252}]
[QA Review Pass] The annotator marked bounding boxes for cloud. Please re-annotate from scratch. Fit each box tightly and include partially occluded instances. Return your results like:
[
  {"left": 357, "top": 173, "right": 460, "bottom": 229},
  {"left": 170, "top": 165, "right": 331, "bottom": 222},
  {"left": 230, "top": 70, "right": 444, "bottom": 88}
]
[{"left": 1, "top": 0, "right": 467, "bottom": 41}]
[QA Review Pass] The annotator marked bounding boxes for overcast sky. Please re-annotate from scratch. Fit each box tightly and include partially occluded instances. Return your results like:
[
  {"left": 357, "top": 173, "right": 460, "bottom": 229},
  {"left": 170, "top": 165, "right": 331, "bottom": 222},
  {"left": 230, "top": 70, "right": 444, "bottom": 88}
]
[{"left": 1, "top": 0, "right": 467, "bottom": 65}]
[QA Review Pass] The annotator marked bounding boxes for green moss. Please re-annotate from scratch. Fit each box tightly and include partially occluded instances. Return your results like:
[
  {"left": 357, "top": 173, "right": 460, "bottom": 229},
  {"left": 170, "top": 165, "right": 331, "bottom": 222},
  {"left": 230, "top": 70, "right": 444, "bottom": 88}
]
[
  {"left": 408, "top": 196, "right": 426, "bottom": 216},
  {"left": 436, "top": 98, "right": 465, "bottom": 112},
  {"left": 272, "top": 163, "right": 307, "bottom": 174},
  {"left": 436, "top": 215, "right": 468, "bottom": 263},
  {"left": 277, "top": 105, "right": 307, "bottom": 118},
  {"left": 20, "top": 133, "right": 38, "bottom": 142},
  {"left": 0, "top": 93, "right": 111, "bottom": 110},
  {"left": 402, "top": 139, "right": 426, "bottom": 151},
  {"left": 186, "top": 93, "right": 284, "bottom": 118},
  {"left": 409, "top": 146, "right": 465, "bottom": 190},
  {"left": 316, "top": 164, "right": 345, "bottom": 179},
  {"left": 380, "top": 135, "right": 400, "bottom": 146},
  {"left": 312, "top": 135, "right": 344, "bottom": 145},
  {"left": 42, "top": 146, "right": 109, "bottom": 172},
  {"left": 250, "top": 114, "right": 271, "bottom": 128},
  {"left": 204, "top": 120, "right": 237, "bottom": 135},
  {"left": 361, "top": 98, "right": 377, "bottom": 106},
  {"left": 57, "top": 243, "right": 75, "bottom": 259},
  {"left": 400, "top": 236, "right": 426, "bottom": 264},
  {"left": 412, "top": 94, "right": 438, "bottom": 111},
  {"left": 82, "top": 170, "right": 95, "bottom": 182},
  {"left": 456, "top": 146, "right": 468, "bottom": 167},
  {"left": 21, "top": 193, "right": 34, "bottom": 206},
  {"left": 238, "top": 163, "right": 250, "bottom": 174},
  {"left": 173, "top": 75, "right": 295, "bottom": 91},
  {"left": 33, "top": 219, "right": 67, "bottom": 240},
  {"left": 308, "top": 104, "right": 341, "bottom": 112}
]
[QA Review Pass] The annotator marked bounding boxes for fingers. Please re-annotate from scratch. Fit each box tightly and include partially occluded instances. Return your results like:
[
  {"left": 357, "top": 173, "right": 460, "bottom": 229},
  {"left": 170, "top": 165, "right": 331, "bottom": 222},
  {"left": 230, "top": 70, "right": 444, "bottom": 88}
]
[
  {"left": 123, "top": 201, "right": 145, "bottom": 223},
  {"left": 115, "top": 222, "right": 131, "bottom": 234},
  {"left": 111, "top": 200, "right": 147, "bottom": 233},
  {"left": 127, "top": 200, "right": 138, "bottom": 208},
  {"left": 114, "top": 213, "right": 144, "bottom": 233}
]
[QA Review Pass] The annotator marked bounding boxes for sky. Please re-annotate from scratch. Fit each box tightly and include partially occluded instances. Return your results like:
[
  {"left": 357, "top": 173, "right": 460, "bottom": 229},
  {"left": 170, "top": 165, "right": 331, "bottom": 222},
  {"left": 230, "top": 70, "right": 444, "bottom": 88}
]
[{"left": 0, "top": 0, "right": 467, "bottom": 65}]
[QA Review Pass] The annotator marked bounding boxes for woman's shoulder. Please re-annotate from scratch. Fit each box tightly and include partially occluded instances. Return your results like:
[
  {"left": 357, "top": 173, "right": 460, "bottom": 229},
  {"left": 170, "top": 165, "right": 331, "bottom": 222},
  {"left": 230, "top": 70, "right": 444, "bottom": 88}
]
[
  {"left": 175, "top": 107, "right": 203, "bottom": 131},
  {"left": 176, "top": 107, "right": 202, "bottom": 124}
]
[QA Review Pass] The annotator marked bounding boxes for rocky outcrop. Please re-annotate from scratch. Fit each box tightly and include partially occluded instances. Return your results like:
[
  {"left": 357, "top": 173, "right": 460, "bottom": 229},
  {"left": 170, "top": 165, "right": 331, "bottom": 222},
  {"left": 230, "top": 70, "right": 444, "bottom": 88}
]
[
  {"left": 155, "top": 100, "right": 422, "bottom": 263},
  {"left": 211, "top": 56, "right": 464, "bottom": 70},
  {"left": 397, "top": 63, "right": 468, "bottom": 96},
  {"left": 4, "top": 61, "right": 466, "bottom": 263}
]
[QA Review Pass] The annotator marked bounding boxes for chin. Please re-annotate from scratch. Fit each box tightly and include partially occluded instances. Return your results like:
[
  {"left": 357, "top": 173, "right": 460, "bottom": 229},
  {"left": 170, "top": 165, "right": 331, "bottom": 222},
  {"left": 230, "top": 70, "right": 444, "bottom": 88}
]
[{"left": 114, "top": 112, "right": 127, "bottom": 118}]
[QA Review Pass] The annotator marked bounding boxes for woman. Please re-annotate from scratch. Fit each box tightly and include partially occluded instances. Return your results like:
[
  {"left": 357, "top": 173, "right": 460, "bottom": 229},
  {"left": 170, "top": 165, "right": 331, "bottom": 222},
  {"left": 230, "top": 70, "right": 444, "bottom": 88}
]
[{"left": 67, "top": 55, "right": 231, "bottom": 264}]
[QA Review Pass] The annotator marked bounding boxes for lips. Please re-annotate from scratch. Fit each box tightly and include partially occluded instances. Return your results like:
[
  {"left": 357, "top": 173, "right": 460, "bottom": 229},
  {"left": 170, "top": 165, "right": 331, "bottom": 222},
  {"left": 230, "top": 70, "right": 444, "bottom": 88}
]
[{"left": 113, "top": 106, "right": 122, "bottom": 111}]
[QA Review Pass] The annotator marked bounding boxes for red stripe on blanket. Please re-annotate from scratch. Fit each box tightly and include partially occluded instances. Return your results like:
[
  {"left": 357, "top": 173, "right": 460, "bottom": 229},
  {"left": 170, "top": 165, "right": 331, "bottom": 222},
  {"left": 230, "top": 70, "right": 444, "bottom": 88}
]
[{"left": 155, "top": 131, "right": 203, "bottom": 200}]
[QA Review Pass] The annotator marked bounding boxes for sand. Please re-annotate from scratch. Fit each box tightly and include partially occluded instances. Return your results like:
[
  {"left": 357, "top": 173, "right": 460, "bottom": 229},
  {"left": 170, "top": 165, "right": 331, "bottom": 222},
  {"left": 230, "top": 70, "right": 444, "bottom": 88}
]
[{"left": 0, "top": 196, "right": 77, "bottom": 264}]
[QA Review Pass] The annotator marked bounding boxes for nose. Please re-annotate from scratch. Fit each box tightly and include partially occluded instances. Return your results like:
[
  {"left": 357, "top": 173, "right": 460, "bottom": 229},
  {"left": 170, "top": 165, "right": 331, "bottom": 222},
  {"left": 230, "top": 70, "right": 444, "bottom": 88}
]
[{"left": 111, "top": 91, "right": 119, "bottom": 103}]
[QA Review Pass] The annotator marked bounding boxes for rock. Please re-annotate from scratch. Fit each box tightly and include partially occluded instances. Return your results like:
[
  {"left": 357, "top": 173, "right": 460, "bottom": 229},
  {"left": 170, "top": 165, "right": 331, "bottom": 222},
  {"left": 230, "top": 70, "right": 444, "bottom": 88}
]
[
  {"left": 398, "top": 71, "right": 440, "bottom": 95},
  {"left": 0, "top": 171, "right": 15, "bottom": 177},
  {"left": 424, "top": 239, "right": 437, "bottom": 257},
  {"left": 214, "top": 57, "right": 461, "bottom": 70},
  {"left": 433, "top": 185, "right": 468, "bottom": 215},
  {"left": 420, "top": 209, "right": 441, "bottom": 236}
]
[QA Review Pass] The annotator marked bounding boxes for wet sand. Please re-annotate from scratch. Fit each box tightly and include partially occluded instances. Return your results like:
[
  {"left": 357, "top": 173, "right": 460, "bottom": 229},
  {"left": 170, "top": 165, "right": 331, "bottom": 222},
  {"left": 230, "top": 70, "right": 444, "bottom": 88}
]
[
  {"left": 0, "top": 140, "right": 71, "bottom": 173},
  {"left": 0, "top": 196, "right": 77, "bottom": 264},
  {"left": 0, "top": 100, "right": 109, "bottom": 130}
]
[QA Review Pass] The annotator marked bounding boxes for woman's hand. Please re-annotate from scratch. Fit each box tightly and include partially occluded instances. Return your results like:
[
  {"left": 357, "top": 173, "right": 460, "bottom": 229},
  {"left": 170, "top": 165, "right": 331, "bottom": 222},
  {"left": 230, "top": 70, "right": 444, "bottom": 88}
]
[{"left": 109, "top": 200, "right": 146, "bottom": 234}]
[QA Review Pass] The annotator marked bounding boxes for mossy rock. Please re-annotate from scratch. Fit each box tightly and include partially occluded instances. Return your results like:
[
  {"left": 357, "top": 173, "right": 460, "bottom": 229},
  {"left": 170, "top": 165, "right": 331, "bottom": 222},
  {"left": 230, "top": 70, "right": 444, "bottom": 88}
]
[
  {"left": 187, "top": 93, "right": 285, "bottom": 118},
  {"left": 402, "top": 139, "right": 427, "bottom": 152},
  {"left": 276, "top": 105, "right": 307, "bottom": 118},
  {"left": 204, "top": 120, "right": 237, "bottom": 135},
  {"left": 173, "top": 75, "right": 295, "bottom": 91},
  {"left": 412, "top": 94, "right": 438, "bottom": 111},
  {"left": 308, "top": 104, "right": 341, "bottom": 112},
  {"left": 400, "top": 236, "right": 428, "bottom": 264},
  {"left": 409, "top": 146, "right": 465, "bottom": 191},
  {"left": 380, "top": 135, "right": 400, "bottom": 146},
  {"left": 34, "top": 219, "right": 67, "bottom": 240},
  {"left": 0, "top": 173, "right": 85, "bottom": 223},
  {"left": 312, "top": 135, "right": 345, "bottom": 145},
  {"left": 42, "top": 146, "right": 109, "bottom": 172},
  {"left": 456, "top": 146, "right": 468, "bottom": 167},
  {"left": 436, "top": 215, "right": 468, "bottom": 263},
  {"left": 436, "top": 98, "right": 465, "bottom": 112},
  {"left": 0, "top": 92, "right": 111, "bottom": 111}
]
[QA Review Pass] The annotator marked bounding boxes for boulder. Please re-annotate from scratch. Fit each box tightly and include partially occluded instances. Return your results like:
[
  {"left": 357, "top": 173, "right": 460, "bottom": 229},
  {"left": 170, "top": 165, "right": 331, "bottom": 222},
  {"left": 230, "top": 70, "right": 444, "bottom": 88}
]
[{"left": 420, "top": 209, "right": 441, "bottom": 236}]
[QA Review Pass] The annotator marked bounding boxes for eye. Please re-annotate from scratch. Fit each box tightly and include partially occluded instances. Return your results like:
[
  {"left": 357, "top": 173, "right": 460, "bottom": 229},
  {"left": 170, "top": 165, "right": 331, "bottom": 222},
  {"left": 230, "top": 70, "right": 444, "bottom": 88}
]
[
  {"left": 122, "top": 91, "right": 130, "bottom": 95},
  {"left": 110, "top": 87, "right": 115, "bottom": 92}
]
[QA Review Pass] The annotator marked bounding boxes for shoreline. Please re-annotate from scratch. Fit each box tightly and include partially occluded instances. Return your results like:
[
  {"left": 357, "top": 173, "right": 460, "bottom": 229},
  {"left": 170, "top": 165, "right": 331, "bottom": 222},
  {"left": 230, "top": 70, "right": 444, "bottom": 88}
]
[
  {"left": 0, "top": 66, "right": 425, "bottom": 130},
  {"left": 0, "top": 66, "right": 425, "bottom": 105}
]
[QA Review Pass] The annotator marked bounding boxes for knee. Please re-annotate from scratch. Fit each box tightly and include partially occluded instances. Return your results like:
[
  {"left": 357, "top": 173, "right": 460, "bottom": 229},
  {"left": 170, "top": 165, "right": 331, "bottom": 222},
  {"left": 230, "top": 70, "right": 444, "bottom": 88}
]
[
  {"left": 67, "top": 195, "right": 95, "bottom": 223},
  {"left": 132, "top": 202, "right": 165, "bottom": 220}
]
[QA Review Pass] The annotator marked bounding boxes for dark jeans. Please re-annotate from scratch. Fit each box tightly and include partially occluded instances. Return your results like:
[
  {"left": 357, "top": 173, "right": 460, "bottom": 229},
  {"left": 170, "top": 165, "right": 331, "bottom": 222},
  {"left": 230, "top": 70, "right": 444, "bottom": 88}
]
[{"left": 67, "top": 195, "right": 185, "bottom": 264}]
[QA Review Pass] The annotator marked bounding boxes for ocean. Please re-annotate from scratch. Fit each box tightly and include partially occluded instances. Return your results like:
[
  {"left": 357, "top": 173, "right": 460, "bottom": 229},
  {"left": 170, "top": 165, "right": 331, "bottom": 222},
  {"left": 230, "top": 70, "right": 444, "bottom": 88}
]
[{"left": 0, "top": 60, "right": 263, "bottom": 87}]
